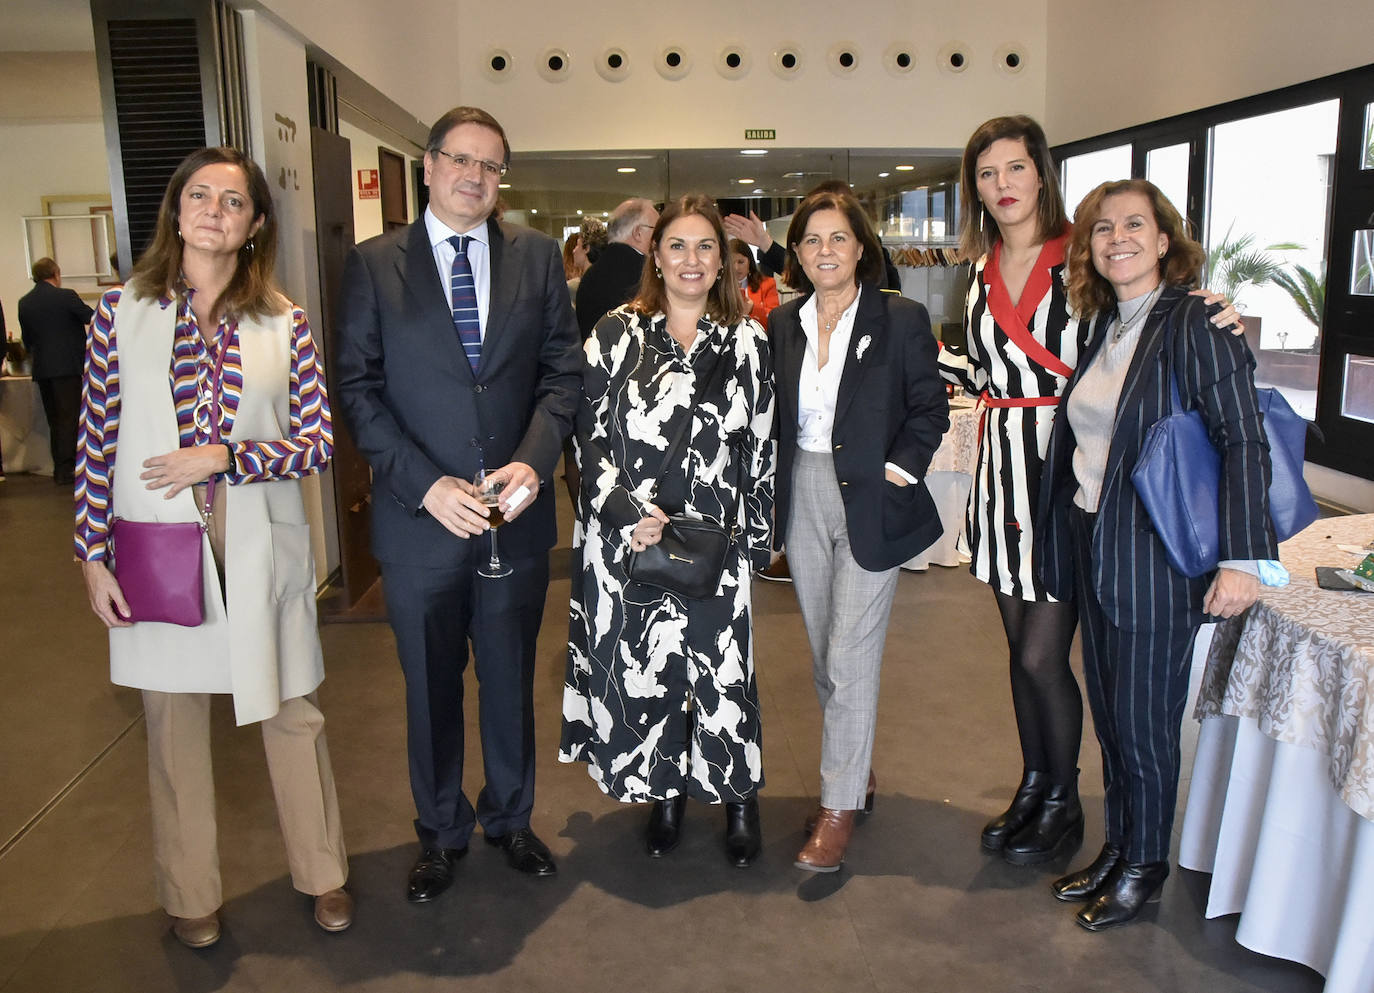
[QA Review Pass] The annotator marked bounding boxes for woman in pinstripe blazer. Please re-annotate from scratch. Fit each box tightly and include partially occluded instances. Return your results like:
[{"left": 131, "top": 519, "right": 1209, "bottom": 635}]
[{"left": 1036, "top": 180, "right": 1276, "bottom": 931}]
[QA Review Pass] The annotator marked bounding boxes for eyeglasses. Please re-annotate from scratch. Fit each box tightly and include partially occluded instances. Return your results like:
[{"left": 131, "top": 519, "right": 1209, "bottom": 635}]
[{"left": 432, "top": 148, "right": 508, "bottom": 178}]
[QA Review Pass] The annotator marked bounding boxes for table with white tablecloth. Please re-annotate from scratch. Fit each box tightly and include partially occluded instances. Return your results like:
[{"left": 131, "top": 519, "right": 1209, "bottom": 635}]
[
  {"left": 1179, "top": 514, "right": 1374, "bottom": 993},
  {"left": 903, "top": 398, "right": 979, "bottom": 571},
  {"left": 0, "top": 376, "right": 53, "bottom": 476}
]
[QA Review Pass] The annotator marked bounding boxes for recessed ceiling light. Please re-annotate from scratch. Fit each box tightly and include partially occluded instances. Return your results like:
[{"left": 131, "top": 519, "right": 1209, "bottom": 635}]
[
  {"left": 895, "top": 164, "right": 915, "bottom": 171},
  {"left": 499, "top": 182, "right": 511, "bottom": 189},
  {"left": 877, "top": 172, "right": 890, "bottom": 178},
  {"left": 602, "top": 211, "right": 609, "bottom": 217},
  {"left": 617, "top": 167, "right": 637, "bottom": 173},
  {"left": 752, "top": 188, "right": 763, "bottom": 194},
  {"left": 737, "top": 178, "right": 754, "bottom": 184},
  {"left": 783, "top": 171, "right": 804, "bottom": 178},
  {"left": 576, "top": 209, "right": 583, "bottom": 215},
  {"left": 740, "top": 149, "right": 768, "bottom": 156},
  {"left": 530, "top": 208, "right": 538, "bottom": 214}
]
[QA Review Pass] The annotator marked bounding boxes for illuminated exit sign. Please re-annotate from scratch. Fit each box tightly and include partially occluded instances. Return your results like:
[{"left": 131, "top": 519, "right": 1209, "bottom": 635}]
[{"left": 744, "top": 129, "right": 776, "bottom": 140}]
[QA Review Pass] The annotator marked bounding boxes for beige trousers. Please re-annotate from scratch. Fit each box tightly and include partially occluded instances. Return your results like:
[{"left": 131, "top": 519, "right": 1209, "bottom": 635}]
[
  {"left": 143, "top": 690, "right": 348, "bottom": 918},
  {"left": 142, "top": 482, "right": 347, "bottom": 919}
]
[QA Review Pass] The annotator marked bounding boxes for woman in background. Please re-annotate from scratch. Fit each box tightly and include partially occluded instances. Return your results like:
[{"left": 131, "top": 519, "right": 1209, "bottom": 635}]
[
  {"left": 1038, "top": 179, "right": 1272, "bottom": 929},
  {"left": 76, "top": 146, "right": 350, "bottom": 948},
  {"left": 730, "top": 238, "right": 780, "bottom": 331}
]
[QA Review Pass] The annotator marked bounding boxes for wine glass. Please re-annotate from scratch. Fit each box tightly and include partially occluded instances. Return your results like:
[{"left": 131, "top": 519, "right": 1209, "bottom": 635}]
[{"left": 473, "top": 468, "right": 512, "bottom": 578}]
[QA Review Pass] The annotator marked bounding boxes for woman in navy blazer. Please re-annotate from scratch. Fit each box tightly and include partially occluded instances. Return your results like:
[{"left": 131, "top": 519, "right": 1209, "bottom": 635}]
[
  {"left": 770, "top": 190, "right": 948, "bottom": 871},
  {"left": 1036, "top": 180, "right": 1276, "bottom": 930}
]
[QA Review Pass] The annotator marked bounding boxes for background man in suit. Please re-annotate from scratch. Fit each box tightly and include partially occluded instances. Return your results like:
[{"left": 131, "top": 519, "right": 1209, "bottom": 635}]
[
  {"left": 573, "top": 196, "right": 657, "bottom": 339},
  {"left": 17, "top": 258, "right": 93, "bottom": 484},
  {"left": 335, "top": 106, "right": 581, "bottom": 902}
]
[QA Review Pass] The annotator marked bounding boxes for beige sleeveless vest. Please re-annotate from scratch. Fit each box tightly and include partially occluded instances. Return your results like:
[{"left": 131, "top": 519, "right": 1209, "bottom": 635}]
[{"left": 107, "top": 292, "right": 324, "bottom": 725}]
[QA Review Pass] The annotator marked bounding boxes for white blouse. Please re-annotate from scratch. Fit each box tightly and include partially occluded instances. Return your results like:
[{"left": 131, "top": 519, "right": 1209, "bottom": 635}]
[{"left": 796, "top": 288, "right": 862, "bottom": 453}]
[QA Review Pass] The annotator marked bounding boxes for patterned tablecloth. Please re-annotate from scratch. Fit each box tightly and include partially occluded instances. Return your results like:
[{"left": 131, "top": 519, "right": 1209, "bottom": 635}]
[
  {"left": 927, "top": 399, "right": 979, "bottom": 475},
  {"left": 1195, "top": 514, "right": 1374, "bottom": 821}
]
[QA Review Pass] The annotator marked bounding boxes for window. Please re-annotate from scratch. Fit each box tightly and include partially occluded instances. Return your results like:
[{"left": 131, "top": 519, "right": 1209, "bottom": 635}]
[
  {"left": 1060, "top": 144, "right": 1131, "bottom": 219},
  {"left": 1145, "top": 143, "right": 1191, "bottom": 217},
  {"left": 1206, "top": 100, "right": 1338, "bottom": 420}
]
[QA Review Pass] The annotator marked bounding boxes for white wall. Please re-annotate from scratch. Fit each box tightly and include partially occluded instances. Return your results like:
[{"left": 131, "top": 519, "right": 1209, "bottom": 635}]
[
  {"left": 239, "top": 10, "right": 338, "bottom": 580},
  {"left": 338, "top": 118, "right": 419, "bottom": 243},
  {"left": 454, "top": 0, "right": 1047, "bottom": 151},
  {"left": 1044, "top": 0, "right": 1374, "bottom": 142},
  {"left": 255, "top": 0, "right": 459, "bottom": 126},
  {"left": 0, "top": 122, "right": 110, "bottom": 331},
  {"left": 0, "top": 53, "right": 107, "bottom": 328}
]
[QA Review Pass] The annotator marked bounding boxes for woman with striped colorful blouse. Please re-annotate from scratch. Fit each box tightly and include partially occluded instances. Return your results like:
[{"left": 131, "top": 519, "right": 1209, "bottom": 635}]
[
  {"left": 75, "top": 147, "right": 351, "bottom": 948},
  {"left": 940, "top": 117, "right": 1238, "bottom": 867}
]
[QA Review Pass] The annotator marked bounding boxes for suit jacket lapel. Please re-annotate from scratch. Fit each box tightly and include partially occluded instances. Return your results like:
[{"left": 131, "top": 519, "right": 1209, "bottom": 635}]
[
  {"left": 396, "top": 218, "right": 472, "bottom": 382},
  {"left": 1101, "top": 285, "right": 1185, "bottom": 496},
  {"left": 483, "top": 218, "right": 519, "bottom": 364},
  {"left": 834, "top": 285, "right": 886, "bottom": 426},
  {"left": 776, "top": 302, "right": 807, "bottom": 445}
]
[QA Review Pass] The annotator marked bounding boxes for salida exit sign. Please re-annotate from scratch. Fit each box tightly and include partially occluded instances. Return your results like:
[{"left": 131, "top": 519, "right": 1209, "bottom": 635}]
[{"left": 744, "top": 129, "right": 776, "bottom": 140}]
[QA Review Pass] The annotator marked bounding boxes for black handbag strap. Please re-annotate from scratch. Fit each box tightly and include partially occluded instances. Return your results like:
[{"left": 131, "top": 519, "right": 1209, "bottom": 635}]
[
  {"left": 645, "top": 332, "right": 731, "bottom": 498},
  {"left": 643, "top": 329, "right": 746, "bottom": 532}
]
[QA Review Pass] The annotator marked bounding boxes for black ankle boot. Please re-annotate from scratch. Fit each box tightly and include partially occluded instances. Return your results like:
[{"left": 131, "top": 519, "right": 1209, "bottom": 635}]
[
  {"left": 980, "top": 770, "right": 1047, "bottom": 853},
  {"left": 1075, "top": 860, "right": 1170, "bottom": 931},
  {"left": 1003, "top": 780, "right": 1084, "bottom": 865},
  {"left": 1052, "top": 843, "right": 1123, "bottom": 902},
  {"left": 645, "top": 795, "right": 687, "bottom": 857},
  {"left": 724, "top": 797, "right": 761, "bottom": 868}
]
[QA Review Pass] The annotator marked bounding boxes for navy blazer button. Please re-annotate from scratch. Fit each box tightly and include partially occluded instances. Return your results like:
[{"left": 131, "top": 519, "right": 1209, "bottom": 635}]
[
  {"left": 474, "top": 385, "right": 484, "bottom": 393},
  {"left": 833, "top": 443, "right": 843, "bottom": 450},
  {"left": 840, "top": 480, "right": 849, "bottom": 486}
]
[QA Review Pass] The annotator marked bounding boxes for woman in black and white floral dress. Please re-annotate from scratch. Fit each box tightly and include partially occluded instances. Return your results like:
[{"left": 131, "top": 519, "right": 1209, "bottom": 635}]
[{"left": 559, "top": 195, "right": 776, "bottom": 868}]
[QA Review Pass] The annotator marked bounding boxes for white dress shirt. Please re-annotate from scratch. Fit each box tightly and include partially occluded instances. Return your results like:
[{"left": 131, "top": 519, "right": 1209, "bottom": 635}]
[
  {"left": 796, "top": 289, "right": 860, "bottom": 453},
  {"left": 796, "top": 285, "right": 917, "bottom": 483},
  {"left": 425, "top": 206, "right": 490, "bottom": 337}
]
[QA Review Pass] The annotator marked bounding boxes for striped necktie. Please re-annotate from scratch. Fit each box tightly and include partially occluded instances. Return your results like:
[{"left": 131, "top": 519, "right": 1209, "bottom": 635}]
[{"left": 448, "top": 234, "right": 481, "bottom": 372}]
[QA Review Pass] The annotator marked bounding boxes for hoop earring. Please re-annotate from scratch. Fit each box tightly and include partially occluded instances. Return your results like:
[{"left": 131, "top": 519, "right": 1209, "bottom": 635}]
[{"left": 244, "top": 240, "right": 255, "bottom": 256}]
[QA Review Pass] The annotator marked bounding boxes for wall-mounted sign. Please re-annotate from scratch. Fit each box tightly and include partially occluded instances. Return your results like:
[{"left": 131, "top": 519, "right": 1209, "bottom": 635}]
[
  {"left": 744, "top": 129, "right": 776, "bottom": 141},
  {"left": 357, "top": 169, "right": 379, "bottom": 200}
]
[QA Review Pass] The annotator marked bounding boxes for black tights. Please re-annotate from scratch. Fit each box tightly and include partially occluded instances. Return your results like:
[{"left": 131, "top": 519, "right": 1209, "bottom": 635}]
[{"left": 994, "top": 592, "right": 1082, "bottom": 786}]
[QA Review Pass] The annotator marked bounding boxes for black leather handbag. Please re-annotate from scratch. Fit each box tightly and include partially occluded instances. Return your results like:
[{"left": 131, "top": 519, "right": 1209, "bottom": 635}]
[
  {"left": 626, "top": 343, "right": 740, "bottom": 599},
  {"left": 628, "top": 514, "right": 734, "bottom": 599}
]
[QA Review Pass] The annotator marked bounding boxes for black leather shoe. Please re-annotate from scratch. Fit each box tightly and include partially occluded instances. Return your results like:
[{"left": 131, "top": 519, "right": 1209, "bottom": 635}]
[
  {"left": 1003, "top": 781, "right": 1083, "bottom": 865},
  {"left": 407, "top": 846, "right": 466, "bottom": 903},
  {"left": 724, "top": 797, "right": 761, "bottom": 868},
  {"left": 485, "top": 827, "right": 557, "bottom": 876},
  {"left": 1053, "top": 843, "right": 1123, "bottom": 902},
  {"left": 645, "top": 795, "right": 687, "bottom": 857},
  {"left": 1076, "top": 860, "right": 1169, "bottom": 931},
  {"left": 980, "top": 770, "right": 1047, "bottom": 853}
]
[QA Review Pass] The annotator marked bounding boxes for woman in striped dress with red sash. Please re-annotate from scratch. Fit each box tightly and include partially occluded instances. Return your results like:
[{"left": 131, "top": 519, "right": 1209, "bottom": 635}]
[{"left": 940, "top": 117, "right": 1237, "bottom": 865}]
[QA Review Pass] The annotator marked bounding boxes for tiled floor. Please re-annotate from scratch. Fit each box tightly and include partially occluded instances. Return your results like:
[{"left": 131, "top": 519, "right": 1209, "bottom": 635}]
[{"left": 0, "top": 471, "right": 1323, "bottom": 992}]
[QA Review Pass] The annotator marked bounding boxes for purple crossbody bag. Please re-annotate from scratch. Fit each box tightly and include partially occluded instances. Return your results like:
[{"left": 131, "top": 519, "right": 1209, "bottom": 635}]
[{"left": 109, "top": 322, "right": 229, "bottom": 627}]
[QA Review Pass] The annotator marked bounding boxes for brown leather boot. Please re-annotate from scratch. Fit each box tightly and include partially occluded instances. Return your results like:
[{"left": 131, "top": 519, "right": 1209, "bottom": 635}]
[
  {"left": 794, "top": 808, "right": 855, "bottom": 872},
  {"left": 804, "top": 772, "right": 876, "bottom": 834}
]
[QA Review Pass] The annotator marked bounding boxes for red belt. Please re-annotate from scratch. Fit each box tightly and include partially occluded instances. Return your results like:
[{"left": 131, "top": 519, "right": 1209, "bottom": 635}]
[
  {"left": 978, "top": 393, "right": 1062, "bottom": 439},
  {"left": 981, "top": 393, "right": 1062, "bottom": 408}
]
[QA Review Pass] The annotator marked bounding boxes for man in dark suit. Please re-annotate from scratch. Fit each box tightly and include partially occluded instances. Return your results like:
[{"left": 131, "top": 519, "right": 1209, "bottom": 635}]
[
  {"left": 334, "top": 106, "right": 581, "bottom": 902},
  {"left": 573, "top": 196, "right": 657, "bottom": 339},
  {"left": 17, "top": 258, "right": 93, "bottom": 485}
]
